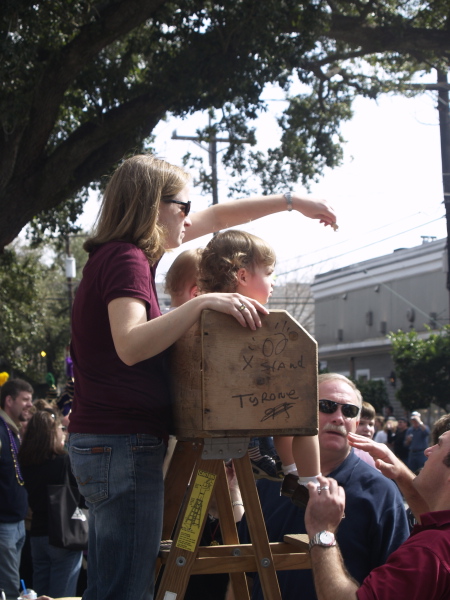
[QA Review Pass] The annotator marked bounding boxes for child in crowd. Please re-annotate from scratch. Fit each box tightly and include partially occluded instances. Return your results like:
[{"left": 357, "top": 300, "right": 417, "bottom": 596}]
[
  {"left": 355, "top": 401, "right": 376, "bottom": 438},
  {"left": 354, "top": 401, "right": 378, "bottom": 468},
  {"left": 162, "top": 249, "right": 203, "bottom": 475},
  {"left": 164, "top": 248, "right": 202, "bottom": 307},
  {"left": 198, "top": 230, "right": 321, "bottom": 506}
]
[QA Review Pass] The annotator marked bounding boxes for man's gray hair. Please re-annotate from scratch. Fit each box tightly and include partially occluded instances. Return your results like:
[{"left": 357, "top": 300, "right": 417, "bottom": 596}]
[{"left": 318, "top": 373, "right": 362, "bottom": 407}]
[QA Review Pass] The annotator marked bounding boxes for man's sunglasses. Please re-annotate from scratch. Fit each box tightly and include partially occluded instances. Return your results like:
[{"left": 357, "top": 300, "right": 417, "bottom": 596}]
[
  {"left": 319, "top": 399, "right": 360, "bottom": 419},
  {"left": 163, "top": 199, "right": 191, "bottom": 216}
]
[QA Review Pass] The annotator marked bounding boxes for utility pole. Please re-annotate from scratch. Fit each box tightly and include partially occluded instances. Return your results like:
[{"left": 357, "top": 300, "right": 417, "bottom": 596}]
[
  {"left": 437, "top": 69, "right": 450, "bottom": 316},
  {"left": 410, "top": 69, "right": 450, "bottom": 318},
  {"left": 172, "top": 116, "right": 249, "bottom": 205}
]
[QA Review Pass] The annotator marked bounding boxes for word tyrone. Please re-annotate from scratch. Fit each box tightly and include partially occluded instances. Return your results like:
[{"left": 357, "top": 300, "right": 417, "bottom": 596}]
[{"left": 232, "top": 389, "right": 299, "bottom": 408}]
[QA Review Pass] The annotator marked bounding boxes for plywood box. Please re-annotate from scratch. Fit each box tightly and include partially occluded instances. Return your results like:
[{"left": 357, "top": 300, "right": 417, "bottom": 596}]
[{"left": 170, "top": 310, "right": 318, "bottom": 438}]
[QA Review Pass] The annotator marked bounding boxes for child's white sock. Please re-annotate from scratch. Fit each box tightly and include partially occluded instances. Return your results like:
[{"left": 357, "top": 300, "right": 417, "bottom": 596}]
[
  {"left": 282, "top": 463, "right": 298, "bottom": 476},
  {"left": 298, "top": 474, "right": 322, "bottom": 488}
]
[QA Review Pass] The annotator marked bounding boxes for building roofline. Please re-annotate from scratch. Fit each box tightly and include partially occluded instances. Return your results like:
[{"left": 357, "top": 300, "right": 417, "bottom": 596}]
[{"left": 313, "top": 238, "right": 447, "bottom": 298}]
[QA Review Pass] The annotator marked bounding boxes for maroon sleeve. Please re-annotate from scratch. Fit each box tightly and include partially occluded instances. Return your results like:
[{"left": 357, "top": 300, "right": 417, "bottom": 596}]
[{"left": 100, "top": 244, "right": 152, "bottom": 307}]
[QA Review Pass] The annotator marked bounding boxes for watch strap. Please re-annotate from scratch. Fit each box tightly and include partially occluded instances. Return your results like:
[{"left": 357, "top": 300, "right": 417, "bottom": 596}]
[{"left": 308, "top": 530, "right": 336, "bottom": 550}]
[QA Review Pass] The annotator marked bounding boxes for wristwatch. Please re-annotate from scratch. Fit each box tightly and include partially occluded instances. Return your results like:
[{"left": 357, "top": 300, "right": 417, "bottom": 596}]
[{"left": 308, "top": 530, "right": 336, "bottom": 550}]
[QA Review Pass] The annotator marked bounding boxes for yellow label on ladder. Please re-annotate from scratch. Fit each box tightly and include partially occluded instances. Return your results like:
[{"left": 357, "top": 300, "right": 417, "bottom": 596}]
[{"left": 175, "top": 468, "right": 217, "bottom": 552}]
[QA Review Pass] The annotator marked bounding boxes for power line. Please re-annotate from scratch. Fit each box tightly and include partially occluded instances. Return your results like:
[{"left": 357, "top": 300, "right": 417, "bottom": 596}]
[
  {"left": 276, "top": 215, "right": 445, "bottom": 277},
  {"left": 276, "top": 212, "right": 427, "bottom": 265}
]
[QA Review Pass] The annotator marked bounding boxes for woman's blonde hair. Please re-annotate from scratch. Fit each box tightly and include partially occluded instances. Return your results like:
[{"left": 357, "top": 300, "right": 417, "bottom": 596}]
[
  {"left": 198, "top": 230, "right": 276, "bottom": 293},
  {"left": 84, "top": 155, "right": 190, "bottom": 263}
]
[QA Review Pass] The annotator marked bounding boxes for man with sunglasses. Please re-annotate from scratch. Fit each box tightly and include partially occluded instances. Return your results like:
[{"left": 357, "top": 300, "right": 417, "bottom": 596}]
[
  {"left": 237, "top": 373, "right": 409, "bottom": 600},
  {"left": 306, "top": 430, "right": 450, "bottom": 600}
]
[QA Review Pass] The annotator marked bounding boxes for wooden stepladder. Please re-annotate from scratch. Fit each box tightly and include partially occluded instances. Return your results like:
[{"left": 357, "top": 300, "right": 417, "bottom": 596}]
[{"left": 156, "top": 310, "right": 318, "bottom": 600}]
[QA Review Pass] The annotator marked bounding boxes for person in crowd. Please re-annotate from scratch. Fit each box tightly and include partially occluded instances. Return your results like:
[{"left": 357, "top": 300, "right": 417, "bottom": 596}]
[
  {"left": 355, "top": 401, "right": 375, "bottom": 439},
  {"left": 33, "top": 399, "right": 53, "bottom": 412},
  {"left": 405, "top": 411, "right": 430, "bottom": 472},
  {"left": 198, "top": 229, "right": 321, "bottom": 493},
  {"left": 372, "top": 415, "right": 387, "bottom": 443},
  {"left": 0, "top": 378, "right": 33, "bottom": 600},
  {"left": 160, "top": 247, "right": 202, "bottom": 474},
  {"left": 431, "top": 413, "right": 450, "bottom": 445},
  {"left": 308, "top": 430, "right": 450, "bottom": 599},
  {"left": 67, "top": 154, "right": 337, "bottom": 600},
  {"left": 353, "top": 401, "right": 377, "bottom": 468},
  {"left": 164, "top": 248, "right": 202, "bottom": 308},
  {"left": 385, "top": 416, "right": 398, "bottom": 449},
  {"left": 20, "top": 404, "right": 36, "bottom": 436},
  {"left": 18, "top": 410, "right": 83, "bottom": 598},
  {"left": 383, "top": 405, "right": 394, "bottom": 419},
  {"left": 392, "top": 416, "right": 410, "bottom": 463},
  {"left": 235, "top": 373, "right": 409, "bottom": 600}
]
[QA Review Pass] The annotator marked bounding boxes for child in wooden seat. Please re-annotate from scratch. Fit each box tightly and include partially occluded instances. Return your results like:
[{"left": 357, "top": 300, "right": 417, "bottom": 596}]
[
  {"left": 164, "top": 244, "right": 281, "bottom": 482},
  {"left": 198, "top": 230, "right": 321, "bottom": 506},
  {"left": 164, "top": 248, "right": 202, "bottom": 308}
]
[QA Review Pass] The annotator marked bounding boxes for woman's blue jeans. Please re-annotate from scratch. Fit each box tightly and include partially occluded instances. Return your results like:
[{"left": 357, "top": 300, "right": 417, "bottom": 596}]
[
  {"left": 30, "top": 536, "right": 82, "bottom": 597},
  {"left": 68, "top": 433, "right": 166, "bottom": 600}
]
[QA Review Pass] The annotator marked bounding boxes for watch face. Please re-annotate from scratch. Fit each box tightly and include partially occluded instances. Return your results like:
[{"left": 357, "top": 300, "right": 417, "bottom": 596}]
[{"left": 319, "top": 531, "right": 335, "bottom": 546}]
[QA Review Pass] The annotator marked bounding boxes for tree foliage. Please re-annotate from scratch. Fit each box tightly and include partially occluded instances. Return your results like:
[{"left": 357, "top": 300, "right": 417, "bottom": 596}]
[
  {"left": 1, "top": 0, "right": 450, "bottom": 249},
  {"left": 389, "top": 326, "right": 450, "bottom": 411},
  {"left": 0, "top": 248, "right": 44, "bottom": 378},
  {"left": 0, "top": 237, "right": 88, "bottom": 386},
  {"left": 351, "top": 377, "right": 389, "bottom": 414}
]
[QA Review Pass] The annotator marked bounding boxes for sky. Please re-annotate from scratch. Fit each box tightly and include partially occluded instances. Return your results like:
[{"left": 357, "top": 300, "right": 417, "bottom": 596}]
[{"left": 77, "top": 85, "right": 448, "bottom": 285}]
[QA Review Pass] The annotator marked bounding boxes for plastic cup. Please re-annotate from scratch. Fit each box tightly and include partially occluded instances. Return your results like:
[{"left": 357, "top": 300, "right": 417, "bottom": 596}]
[{"left": 17, "top": 589, "right": 37, "bottom": 600}]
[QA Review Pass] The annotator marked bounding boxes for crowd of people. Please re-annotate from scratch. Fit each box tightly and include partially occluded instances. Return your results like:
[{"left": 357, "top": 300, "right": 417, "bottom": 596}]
[
  {"left": 0, "top": 378, "right": 83, "bottom": 600},
  {"left": 1, "top": 154, "right": 448, "bottom": 600}
]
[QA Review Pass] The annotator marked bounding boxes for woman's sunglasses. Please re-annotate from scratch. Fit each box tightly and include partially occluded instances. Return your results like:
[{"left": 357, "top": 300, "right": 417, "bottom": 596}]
[
  {"left": 163, "top": 199, "right": 191, "bottom": 216},
  {"left": 319, "top": 399, "right": 360, "bottom": 419}
]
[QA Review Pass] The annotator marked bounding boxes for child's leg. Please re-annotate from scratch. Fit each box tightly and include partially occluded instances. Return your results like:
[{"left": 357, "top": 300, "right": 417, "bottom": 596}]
[
  {"left": 273, "top": 435, "right": 297, "bottom": 476},
  {"left": 293, "top": 435, "right": 321, "bottom": 487}
]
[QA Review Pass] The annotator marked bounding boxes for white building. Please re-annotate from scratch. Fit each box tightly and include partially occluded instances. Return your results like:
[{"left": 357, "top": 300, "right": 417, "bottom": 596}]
[{"left": 312, "top": 237, "right": 449, "bottom": 410}]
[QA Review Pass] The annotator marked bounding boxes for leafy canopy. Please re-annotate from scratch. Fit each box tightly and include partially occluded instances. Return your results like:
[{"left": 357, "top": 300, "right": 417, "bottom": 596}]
[
  {"left": 0, "top": 237, "right": 88, "bottom": 385},
  {"left": 1, "top": 0, "right": 450, "bottom": 249},
  {"left": 389, "top": 326, "right": 450, "bottom": 411}
]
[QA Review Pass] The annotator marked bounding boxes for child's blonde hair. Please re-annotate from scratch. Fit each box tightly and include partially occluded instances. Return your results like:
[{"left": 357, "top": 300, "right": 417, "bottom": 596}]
[
  {"left": 198, "top": 230, "right": 276, "bottom": 293},
  {"left": 164, "top": 248, "right": 202, "bottom": 298}
]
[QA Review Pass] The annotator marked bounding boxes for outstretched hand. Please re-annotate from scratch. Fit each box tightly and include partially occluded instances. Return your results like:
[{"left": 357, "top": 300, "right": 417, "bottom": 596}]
[
  {"left": 348, "top": 432, "right": 430, "bottom": 520},
  {"left": 294, "top": 195, "right": 337, "bottom": 228},
  {"left": 347, "top": 432, "right": 410, "bottom": 481}
]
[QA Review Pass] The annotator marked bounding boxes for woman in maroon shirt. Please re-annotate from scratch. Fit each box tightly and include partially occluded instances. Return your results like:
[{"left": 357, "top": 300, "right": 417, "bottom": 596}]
[{"left": 68, "top": 154, "right": 336, "bottom": 600}]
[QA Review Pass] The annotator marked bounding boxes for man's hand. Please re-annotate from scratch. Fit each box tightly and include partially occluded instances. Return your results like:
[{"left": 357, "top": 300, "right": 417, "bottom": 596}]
[
  {"left": 305, "top": 476, "right": 345, "bottom": 537},
  {"left": 305, "top": 476, "right": 359, "bottom": 600},
  {"left": 348, "top": 432, "right": 429, "bottom": 521},
  {"left": 348, "top": 432, "right": 409, "bottom": 481}
]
